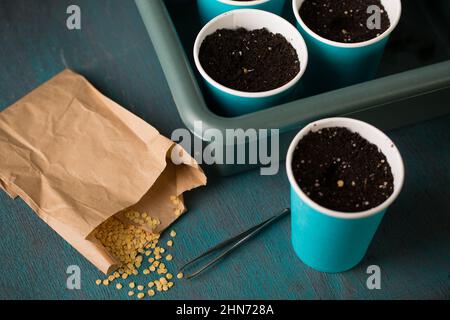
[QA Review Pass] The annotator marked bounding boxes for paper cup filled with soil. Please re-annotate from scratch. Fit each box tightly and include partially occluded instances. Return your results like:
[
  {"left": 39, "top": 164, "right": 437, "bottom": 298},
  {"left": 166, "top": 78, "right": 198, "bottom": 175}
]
[
  {"left": 194, "top": 9, "right": 308, "bottom": 117},
  {"left": 286, "top": 117, "right": 404, "bottom": 273},
  {"left": 292, "top": 0, "right": 401, "bottom": 93},
  {"left": 197, "top": 0, "right": 286, "bottom": 23}
]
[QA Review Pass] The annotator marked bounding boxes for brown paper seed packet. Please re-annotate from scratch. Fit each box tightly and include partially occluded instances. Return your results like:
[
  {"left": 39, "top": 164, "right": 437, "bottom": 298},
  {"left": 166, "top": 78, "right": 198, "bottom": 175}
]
[{"left": 0, "top": 69, "right": 206, "bottom": 274}]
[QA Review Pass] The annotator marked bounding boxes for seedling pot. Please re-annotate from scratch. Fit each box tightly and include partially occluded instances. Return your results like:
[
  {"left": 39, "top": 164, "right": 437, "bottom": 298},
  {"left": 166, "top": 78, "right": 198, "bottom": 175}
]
[
  {"left": 193, "top": 9, "right": 308, "bottom": 117},
  {"left": 286, "top": 117, "right": 405, "bottom": 273},
  {"left": 292, "top": 0, "right": 402, "bottom": 94}
]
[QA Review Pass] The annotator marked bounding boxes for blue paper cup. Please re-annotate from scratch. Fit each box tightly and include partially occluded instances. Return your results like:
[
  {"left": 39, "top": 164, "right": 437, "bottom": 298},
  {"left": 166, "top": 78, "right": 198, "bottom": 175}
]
[
  {"left": 292, "top": 0, "right": 402, "bottom": 94},
  {"left": 197, "top": 0, "right": 286, "bottom": 23},
  {"left": 194, "top": 9, "right": 308, "bottom": 117},
  {"left": 286, "top": 117, "right": 405, "bottom": 273}
]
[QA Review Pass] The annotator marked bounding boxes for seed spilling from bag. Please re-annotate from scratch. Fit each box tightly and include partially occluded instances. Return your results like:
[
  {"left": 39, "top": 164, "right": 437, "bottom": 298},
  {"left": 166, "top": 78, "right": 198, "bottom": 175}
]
[
  {"left": 93, "top": 210, "right": 183, "bottom": 299},
  {"left": 92, "top": 213, "right": 160, "bottom": 275}
]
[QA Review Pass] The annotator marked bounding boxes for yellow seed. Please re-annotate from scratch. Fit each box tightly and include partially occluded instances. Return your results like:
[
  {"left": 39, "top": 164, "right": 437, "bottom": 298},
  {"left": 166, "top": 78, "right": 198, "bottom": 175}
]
[
  {"left": 160, "top": 277, "right": 167, "bottom": 285},
  {"left": 143, "top": 269, "right": 150, "bottom": 275},
  {"left": 145, "top": 250, "right": 151, "bottom": 256},
  {"left": 128, "top": 291, "right": 134, "bottom": 297},
  {"left": 148, "top": 257, "right": 155, "bottom": 263},
  {"left": 95, "top": 279, "right": 101, "bottom": 285},
  {"left": 165, "top": 254, "right": 173, "bottom": 261},
  {"left": 166, "top": 240, "right": 173, "bottom": 247},
  {"left": 168, "top": 282, "right": 174, "bottom": 288},
  {"left": 337, "top": 180, "right": 345, "bottom": 188},
  {"left": 148, "top": 289, "right": 155, "bottom": 297},
  {"left": 129, "top": 282, "right": 135, "bottom": 289},
  {"left": 137, "top": 285, "right": 144, "bottom": 291},
  {"left": 137, "top": 292, "right": 145, "bottom": 299},
  {"left": 153, "top": 261, "right": 160, "bottom": 267},
  {"left": 91, "top": 212, "right": 161, "bottom": 275},
  {"left": 149, "top": 266, "right": 156, "bottom": 272},
  {"left": 162, "top": 285, "right": 168, "bottom": 291},
  {"left": 166, "top": 273, "right": 173, "bottom": 280},
  {"left": 116, "top": 283, "right": 123, "bottom": 290},
  {"left": 122, "top": 273, "right": 128, "bottom": 280},
  {"left": 148, "top": 281, "right": 154, "bottom": 288},
  {"left": 103, "top": 279, "right": 109, "bottom": 286},
  {"left": 177, "top": 272, "right": 184, "bottom": 279},
  {"left": 132, "top": 270, "right": 138, "bottom": 276},
  {"left": 170, "top": 230, "right": 176, "bottom": 237}
]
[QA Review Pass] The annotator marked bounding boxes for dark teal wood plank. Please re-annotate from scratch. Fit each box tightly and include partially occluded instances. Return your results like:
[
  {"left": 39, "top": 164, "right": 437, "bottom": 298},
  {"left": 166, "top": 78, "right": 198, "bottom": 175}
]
[{"left": 0, "top": 0, "right": 449, "bottom": 300}]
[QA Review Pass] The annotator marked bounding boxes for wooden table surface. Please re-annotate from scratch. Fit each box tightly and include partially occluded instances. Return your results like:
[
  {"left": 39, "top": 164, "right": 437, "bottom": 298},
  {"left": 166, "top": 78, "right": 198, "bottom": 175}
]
[{"left": 0, "top": 0, "right": 448, "bottom": 300}]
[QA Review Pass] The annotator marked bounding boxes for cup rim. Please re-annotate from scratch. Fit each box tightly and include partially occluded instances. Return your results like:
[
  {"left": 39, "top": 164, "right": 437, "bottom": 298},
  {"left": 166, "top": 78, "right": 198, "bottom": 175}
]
[
  {"left": 286, "top": 117, "right": 405, "bottom": 220},
  {"left": 292, "top": 0, "right": 402, "bottom": 48},
  {"left": 193, "top": 9, "right": 308, "bottom": 99},
  {"left": 218, "top": 0, "right": 271, "bottom": 5}
]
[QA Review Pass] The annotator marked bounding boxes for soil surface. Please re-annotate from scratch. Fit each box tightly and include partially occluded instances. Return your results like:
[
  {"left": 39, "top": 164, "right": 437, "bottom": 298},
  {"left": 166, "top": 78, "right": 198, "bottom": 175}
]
[
  {"left": 299, "top": 0, "right": 391, "bottom": 43},
  {"left": 292, "top": 127, "right": 394, "bottom": 212},
  {"left": 199, "top": 28, "right": 300, "bottom": 92}
]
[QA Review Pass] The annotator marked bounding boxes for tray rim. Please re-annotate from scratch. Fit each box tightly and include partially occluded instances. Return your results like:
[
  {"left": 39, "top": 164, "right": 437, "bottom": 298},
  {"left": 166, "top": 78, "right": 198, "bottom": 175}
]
[{"left": 135, "top": 0, "right": 450, "bottom": 142}]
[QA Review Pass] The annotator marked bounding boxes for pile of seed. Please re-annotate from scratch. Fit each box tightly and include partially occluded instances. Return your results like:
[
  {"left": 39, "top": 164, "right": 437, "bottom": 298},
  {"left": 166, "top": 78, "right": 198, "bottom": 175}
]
[{"left": 93, "top": 197, "right": 185, "bottom": 299}]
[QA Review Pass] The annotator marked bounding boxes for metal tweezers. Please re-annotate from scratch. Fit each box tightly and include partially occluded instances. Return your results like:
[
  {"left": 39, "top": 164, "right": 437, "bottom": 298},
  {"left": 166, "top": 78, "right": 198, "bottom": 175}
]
[{"left": 178, "top": 208, "right": 290, "bottom": 279}]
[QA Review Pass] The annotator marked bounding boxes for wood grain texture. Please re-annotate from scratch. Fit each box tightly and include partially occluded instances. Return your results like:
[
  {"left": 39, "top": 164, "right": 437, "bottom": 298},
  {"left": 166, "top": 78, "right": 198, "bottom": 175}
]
[{"left": 0, "top": 0, "right": 449, "bottom": 300}]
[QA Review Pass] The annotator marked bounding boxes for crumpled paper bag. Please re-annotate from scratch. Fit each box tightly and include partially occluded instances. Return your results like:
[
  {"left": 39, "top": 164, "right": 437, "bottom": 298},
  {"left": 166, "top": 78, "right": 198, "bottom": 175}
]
[{"left": 0, "top": 69, "right": 206, "bottom": 274}]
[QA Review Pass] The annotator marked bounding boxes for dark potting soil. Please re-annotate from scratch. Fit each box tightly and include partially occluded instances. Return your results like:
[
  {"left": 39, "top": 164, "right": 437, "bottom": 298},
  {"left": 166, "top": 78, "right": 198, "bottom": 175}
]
[
  {"left": 299, "top": 0, "right": 391, "bottom": 43},
  {"left": 199, "top": 28, "right": 300, "bottom": 92},
  {"left": 292, "top": 127, "right": 394, "bottom": 212}
]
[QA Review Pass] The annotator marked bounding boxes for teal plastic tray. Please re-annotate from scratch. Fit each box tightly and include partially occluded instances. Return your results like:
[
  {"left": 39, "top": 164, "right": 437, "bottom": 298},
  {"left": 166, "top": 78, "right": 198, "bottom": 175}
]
[{"left": 136, "top": 0, "right": 450, "bottom": 176}]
